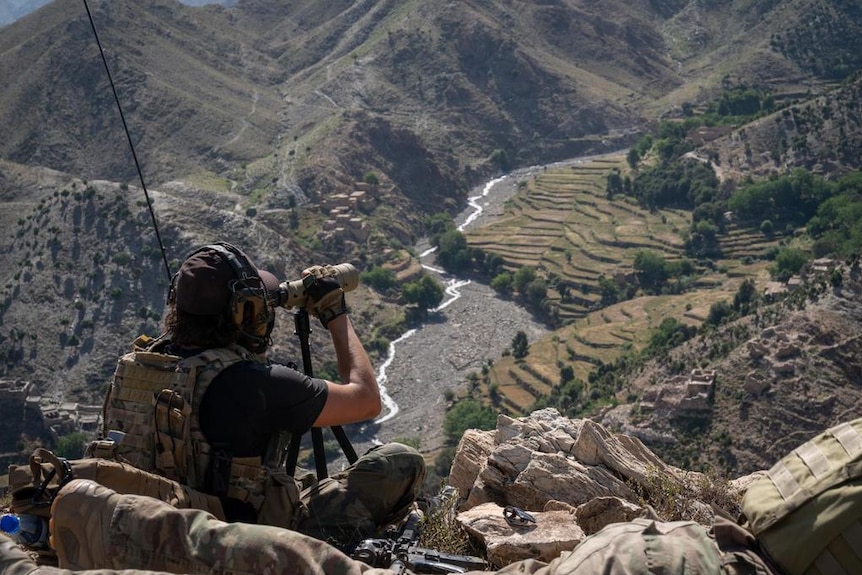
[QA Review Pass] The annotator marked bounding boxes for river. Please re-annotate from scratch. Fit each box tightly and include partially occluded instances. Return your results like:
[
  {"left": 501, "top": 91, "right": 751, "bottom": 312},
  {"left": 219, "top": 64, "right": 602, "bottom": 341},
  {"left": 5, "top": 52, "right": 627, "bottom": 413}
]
[{"left": 334, "top": 156, "right": 601, "bottom": 461}]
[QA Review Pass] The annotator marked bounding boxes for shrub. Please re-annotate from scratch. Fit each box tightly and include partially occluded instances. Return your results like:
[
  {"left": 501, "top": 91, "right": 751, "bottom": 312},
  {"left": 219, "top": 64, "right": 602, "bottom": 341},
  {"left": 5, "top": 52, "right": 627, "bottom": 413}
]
[
  {"left": 443, "top": 399, "right": 497, "bottom": 445},
  {"left": 490, "top": 272, "right": 513, "bottom": 294},
  {"left": 363, "top": 171, "right": 379, "bottom": 186},
  {"left": 361, "top": 267, "right": 398, "bottom": 292},
  {"left": 55, "top": 431, "right": 89, "bottom": 459},
  {"left": 511, "top": 331, "right": 529, "bottom": 359}
]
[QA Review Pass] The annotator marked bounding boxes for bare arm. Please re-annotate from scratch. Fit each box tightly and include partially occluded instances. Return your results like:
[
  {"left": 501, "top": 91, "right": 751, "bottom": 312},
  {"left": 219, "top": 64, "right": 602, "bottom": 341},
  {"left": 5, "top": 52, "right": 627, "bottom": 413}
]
[{"left": 312, "top": 313, "right": 381, "bottom": 427}]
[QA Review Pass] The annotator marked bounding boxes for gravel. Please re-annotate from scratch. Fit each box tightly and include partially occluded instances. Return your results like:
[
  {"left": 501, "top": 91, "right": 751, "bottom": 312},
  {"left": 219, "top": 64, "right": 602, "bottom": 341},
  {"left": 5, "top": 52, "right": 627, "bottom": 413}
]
[
  {"left": 321, "top": 156, "right": 603, "bottom": 467},
  {"left": 345, "top": 162, "right": 589, "bottom": 459}
]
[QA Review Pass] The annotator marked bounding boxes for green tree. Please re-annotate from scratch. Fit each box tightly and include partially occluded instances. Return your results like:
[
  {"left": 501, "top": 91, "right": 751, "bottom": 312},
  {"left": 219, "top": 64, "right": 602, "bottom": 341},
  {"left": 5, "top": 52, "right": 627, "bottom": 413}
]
[
  {"left": 55, "top": 431, "right": 88, "bottom": 459},
  {"left": 483, "top": 253, "right": 506, "bottom": 277},
  {"left": 633, "top": 250, "right": 669, "bottom": 291},
  {"left": 606, "top": 171, "right": 624, "bottom": 198},
  {"left": 647, "top": 318, "right": 696, "bottom": 353},
  {"left": 436, "top": 229, "right": 472, "bottom": 272},
  {"left": 443, "top": 399, "right": 497, "bottom": 445},
  {"left": 686, "top": 219, "right": 722, "bottom": 259},
  {"left": 512, "top": 267, "right": 537, "bottom": 293},
  {"left": 490, "top": 272, "right": 513, "bottom": 294},
  {"left": 363, "top": 171, "right": 380, "bottom": 185},
  {"left": 598, "top": 274, "right": 621, "bottom": 305},
  {"left": 732, "top": 279, "right": 758, "bottom": 315},
  {"left": 771, "top": 247, "right": 809, "bottom": 282},
  {"left": 525, "top": 278, "right": 548, "bottom": 305},
  {"left": 403, "top": 275, "right": 444, "bottom": 310},
  {"left": 627, "top": 148, "right": 640, "bottom": 169},
  {"left": 706, "top": 300, "right": 735, "bottom": 327},
  {"left": 425, "top": 212, "right": 455, "bottom": 240},
  {"left": 511, "top": 330, "right": 529, "bottom": 359},
  {"left": 360, "top": 267, "right": 398, "bottom": 292}
]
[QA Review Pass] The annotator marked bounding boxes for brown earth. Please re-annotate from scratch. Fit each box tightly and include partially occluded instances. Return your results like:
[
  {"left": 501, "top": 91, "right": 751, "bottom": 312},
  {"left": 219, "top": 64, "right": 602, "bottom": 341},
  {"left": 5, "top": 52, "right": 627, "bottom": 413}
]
[{"left": 598, "top": 260, "right": 862, "bottom": 476}]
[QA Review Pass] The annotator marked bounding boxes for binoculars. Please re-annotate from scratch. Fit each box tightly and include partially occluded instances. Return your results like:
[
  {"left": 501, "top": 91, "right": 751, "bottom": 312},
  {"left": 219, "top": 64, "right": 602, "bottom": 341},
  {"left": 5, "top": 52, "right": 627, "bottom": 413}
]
[{"left": 273, "top": 263, "right": 359, "bottom": 309}]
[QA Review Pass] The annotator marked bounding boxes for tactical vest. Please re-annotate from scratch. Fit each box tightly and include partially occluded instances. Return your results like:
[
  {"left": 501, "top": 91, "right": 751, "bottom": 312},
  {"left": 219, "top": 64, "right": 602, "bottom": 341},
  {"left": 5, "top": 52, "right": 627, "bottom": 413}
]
[
  {"left": 741, "top": 417, "right": 862, "bottom": 575},
  {"left": 101, "top": 335, "right": 270, "bottom": 513}
]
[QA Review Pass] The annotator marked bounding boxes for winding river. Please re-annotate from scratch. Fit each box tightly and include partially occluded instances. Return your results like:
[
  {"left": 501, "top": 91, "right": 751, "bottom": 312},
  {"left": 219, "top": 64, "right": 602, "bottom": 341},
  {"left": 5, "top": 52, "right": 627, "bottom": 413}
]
[{"left": 343, "top": 157, "right": 599, "bottom": 458}]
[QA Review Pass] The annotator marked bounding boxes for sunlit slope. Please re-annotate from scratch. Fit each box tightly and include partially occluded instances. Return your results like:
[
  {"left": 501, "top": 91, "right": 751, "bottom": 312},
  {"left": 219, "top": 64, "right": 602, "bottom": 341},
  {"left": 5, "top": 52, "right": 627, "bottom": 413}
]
[{"left": 464, "top": 155, "right": 778, "bottom": 413}]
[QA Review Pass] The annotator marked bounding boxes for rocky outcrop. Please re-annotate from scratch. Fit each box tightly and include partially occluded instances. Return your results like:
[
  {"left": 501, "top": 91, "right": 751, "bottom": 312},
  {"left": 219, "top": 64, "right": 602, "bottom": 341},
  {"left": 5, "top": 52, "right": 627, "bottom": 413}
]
[{"left": 447, "top": 408, "right": 755, "bottom": 567}]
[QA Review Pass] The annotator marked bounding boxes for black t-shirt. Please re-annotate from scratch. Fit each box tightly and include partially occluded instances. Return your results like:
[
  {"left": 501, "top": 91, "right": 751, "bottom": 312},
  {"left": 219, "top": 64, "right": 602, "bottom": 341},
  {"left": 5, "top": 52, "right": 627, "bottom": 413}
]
[
  {"left": 162, "top": 345, "right": 328, "bottom": 522},
  {"left": 198, "top": 360, "right": 329, "bottom": 458}
]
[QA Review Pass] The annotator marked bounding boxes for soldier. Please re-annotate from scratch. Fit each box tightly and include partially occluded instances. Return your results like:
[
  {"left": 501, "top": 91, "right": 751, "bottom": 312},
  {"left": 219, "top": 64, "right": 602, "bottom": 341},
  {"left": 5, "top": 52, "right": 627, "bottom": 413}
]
[{"left": 100, "top": 242, "right": 425, "bottom": 550}]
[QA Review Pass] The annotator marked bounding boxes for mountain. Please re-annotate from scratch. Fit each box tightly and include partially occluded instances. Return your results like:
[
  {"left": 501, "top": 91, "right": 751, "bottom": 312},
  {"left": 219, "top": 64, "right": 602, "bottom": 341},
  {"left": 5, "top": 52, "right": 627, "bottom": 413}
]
[
  {"left": 1, "top": 0, "right": 862, "bottom": 471},
  {"left": 0, "top": 0, "right": 52, "bottom": 28},
  {"left": 0, "top": 0, "right": 237, "bottom": 28},
  {"left": 7, "top": 1, "right": 860, "bottom": 221}
]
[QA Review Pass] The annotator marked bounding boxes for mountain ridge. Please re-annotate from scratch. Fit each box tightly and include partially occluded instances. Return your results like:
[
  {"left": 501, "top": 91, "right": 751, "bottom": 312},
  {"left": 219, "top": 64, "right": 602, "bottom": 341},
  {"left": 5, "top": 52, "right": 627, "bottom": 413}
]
[{"left": 1, "top": 0, "right": 862, "bottom": 475}]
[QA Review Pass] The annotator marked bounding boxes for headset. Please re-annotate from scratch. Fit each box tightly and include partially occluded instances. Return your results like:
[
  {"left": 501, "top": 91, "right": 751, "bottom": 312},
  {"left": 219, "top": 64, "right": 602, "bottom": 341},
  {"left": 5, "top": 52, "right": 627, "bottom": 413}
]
[{"left": 168, "top": 242, "right": 275, "bottom": 353}]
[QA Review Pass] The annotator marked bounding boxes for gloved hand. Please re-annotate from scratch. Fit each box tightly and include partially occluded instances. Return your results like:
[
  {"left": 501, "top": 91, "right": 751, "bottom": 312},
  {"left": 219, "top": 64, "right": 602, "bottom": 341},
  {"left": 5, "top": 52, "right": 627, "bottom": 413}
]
[{"left": 302, "top": 265, "right": 347, "bottom": 328}]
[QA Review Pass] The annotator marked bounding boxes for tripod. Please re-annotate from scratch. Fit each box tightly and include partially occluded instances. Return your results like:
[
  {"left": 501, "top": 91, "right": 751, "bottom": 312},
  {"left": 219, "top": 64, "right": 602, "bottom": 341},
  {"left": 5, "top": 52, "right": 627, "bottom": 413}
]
[{"left": 283, "top": 308, "right": 358, "bottom": 479}]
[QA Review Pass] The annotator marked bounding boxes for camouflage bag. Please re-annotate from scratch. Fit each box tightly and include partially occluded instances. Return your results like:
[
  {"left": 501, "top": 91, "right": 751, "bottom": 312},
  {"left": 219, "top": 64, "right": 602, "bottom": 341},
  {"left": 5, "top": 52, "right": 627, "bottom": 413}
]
[
  {"left": 741, "top": 417, "right": 862, "bottom": 575},
  {"left": 7, "top": 447, "right": 225, "bottom": 522},
  {"left": 537, "top": 517, "right": 723, "bottom": 574}
]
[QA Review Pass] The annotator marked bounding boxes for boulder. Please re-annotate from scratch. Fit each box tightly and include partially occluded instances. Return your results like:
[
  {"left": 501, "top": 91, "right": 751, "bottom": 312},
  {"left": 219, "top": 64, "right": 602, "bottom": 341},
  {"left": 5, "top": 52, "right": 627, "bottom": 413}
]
[
  {"left": 447, "top": 408, "right": 731, "bottom": 565},
  {"left": 457, "top": 501, "right": 585, "bottom": 567},
  {"left": 452, "top": 409, "right": 699, "bottom": 514}
]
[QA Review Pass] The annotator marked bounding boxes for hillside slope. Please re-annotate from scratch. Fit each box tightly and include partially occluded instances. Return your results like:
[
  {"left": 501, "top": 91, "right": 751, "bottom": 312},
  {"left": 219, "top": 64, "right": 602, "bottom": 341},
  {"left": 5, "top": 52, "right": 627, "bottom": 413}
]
[
  {"left": 1, "top": 0, "right": 862, "bottom": 467},
  {"left": 599, "top": 260, "right": 862, "bottom": 475},
  {"left": 3, "top": 1, "right": 859, "bottom": 238}
]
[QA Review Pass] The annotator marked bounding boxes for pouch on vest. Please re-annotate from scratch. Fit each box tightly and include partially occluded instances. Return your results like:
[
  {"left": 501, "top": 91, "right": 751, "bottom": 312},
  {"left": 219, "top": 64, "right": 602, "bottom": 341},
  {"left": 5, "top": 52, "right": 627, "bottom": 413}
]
[
  {"left": 153, "top": 388, "right": 191, "bottom": 482},
  {"left": 256, "top": 471, "right": 305, "bottom": 531},
  {"left": 741, "top": 417, "right": 862, "bottom": 575},
  {"left": 102, "top": 346, "right": 195, "bottom": 475}
]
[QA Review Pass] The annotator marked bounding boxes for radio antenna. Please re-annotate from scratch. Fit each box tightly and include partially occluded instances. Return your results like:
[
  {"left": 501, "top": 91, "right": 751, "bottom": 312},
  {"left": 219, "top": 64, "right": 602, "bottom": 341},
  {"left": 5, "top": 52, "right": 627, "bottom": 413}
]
[{"left": 82, "top": 0, "right": 172, "bottom": 283}]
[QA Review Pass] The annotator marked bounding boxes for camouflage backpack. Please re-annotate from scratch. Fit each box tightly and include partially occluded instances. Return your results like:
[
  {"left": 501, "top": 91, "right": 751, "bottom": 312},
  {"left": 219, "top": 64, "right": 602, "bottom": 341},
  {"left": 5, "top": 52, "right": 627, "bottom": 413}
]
[
  {"left": 542, "top": 518, "right": 723, "bottom": 574},
  {"left": 741, "top": 417, "right": 862, "bottom": 575}
]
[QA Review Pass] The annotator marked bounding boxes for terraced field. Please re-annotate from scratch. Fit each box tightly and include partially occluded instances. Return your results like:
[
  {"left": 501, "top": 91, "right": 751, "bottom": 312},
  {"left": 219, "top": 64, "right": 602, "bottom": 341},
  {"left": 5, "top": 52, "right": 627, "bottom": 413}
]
[{"left": 466, "top": 155, "right": 778, "bottom": 414}]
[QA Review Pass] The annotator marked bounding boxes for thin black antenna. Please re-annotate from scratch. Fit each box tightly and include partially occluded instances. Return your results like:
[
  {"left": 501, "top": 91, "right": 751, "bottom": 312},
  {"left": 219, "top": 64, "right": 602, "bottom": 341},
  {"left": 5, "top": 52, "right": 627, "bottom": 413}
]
[{"left": 82, "top": 0, "right": 172, "bottom": 283}]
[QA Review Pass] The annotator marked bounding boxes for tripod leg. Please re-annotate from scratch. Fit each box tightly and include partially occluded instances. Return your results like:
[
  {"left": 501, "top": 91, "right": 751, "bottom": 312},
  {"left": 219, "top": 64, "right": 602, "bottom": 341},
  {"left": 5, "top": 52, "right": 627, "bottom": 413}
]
[
  {"left": 332, "top": 426, "right": 358, "bottom": 464},
  {"left": 284, "top": 433, "right": 301, "bottom": 477},
  {"left": 291, "top": 308, "right": 360, "bottom": 479},
  {"left": 312, "top": 427, "right": 327, "bottom": 479}
]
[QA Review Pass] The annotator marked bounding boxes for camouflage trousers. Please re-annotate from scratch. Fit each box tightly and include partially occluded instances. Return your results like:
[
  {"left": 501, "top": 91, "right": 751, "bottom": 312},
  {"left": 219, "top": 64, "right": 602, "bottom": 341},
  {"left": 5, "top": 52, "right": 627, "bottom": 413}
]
[
  {"left": 41, "top": 442, "right": 424, "bottom": 572},
  {"left": 294, "top": 442, "right": 427, "bottom": 550},
  {"left": 31, "top": 478, "right": 396, "bottom": 575}
]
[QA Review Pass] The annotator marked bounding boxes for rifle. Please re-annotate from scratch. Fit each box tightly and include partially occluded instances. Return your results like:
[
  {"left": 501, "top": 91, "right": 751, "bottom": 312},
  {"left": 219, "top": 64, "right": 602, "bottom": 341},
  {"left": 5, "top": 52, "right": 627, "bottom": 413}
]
[{"left": 352, "top": 508, "right": 488, "bottom": 574}]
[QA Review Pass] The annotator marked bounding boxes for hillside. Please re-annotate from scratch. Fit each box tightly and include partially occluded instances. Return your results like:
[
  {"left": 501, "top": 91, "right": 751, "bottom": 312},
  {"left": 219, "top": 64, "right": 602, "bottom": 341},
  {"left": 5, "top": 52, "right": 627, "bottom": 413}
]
[
  {"left": 702, "top": 73, "right": 862, "bottom": 181},
  {"left": 1, "top": 0, "right": 862, "bottom": 470},
  {"left": 464, "top": 156, "right": 778, "bottom": 410},
  {"left": 602, "top": 259, "right": 862, "bottom": 475},
  {"left": 0, "top": 0, "right": 51, "bottom": 28},
  {"left": 466, "top": 166, "right": 862, "bottom": 477},
  {"left": 4, "top": 0, "right": 860, "bottom": 244},
  {"left": 459, "top": 71, "right": 862, "bottom": 432}
]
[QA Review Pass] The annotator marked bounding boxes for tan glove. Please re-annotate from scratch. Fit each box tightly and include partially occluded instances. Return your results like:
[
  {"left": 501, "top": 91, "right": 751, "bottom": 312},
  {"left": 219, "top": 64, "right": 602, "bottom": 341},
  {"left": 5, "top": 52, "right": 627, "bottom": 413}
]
[{"left": 302, "top": 265, "right": 347, "bottom": 327}]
